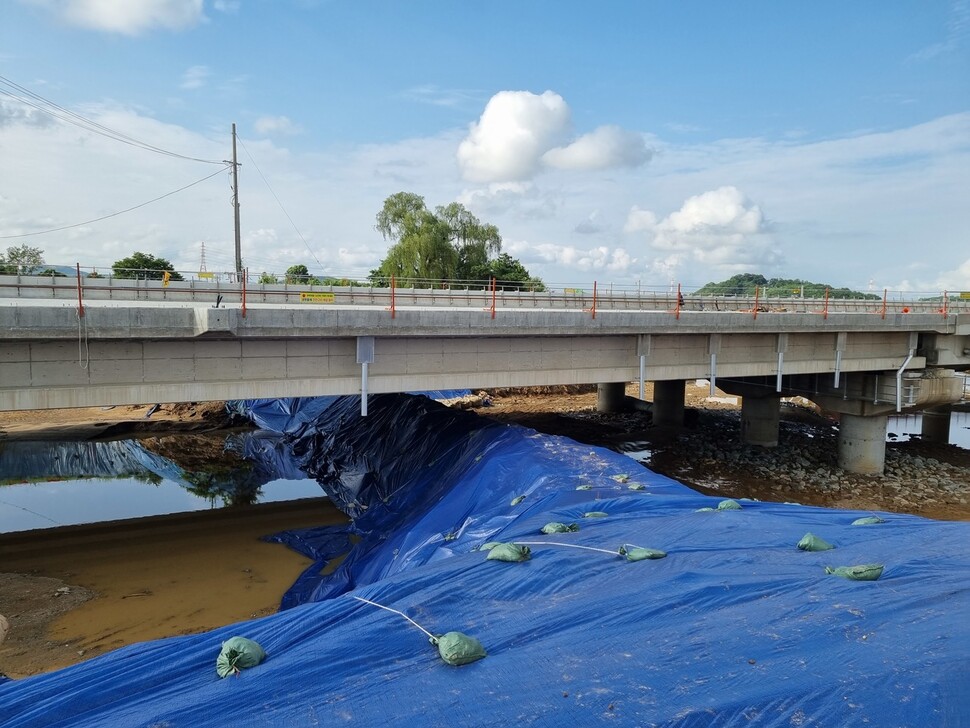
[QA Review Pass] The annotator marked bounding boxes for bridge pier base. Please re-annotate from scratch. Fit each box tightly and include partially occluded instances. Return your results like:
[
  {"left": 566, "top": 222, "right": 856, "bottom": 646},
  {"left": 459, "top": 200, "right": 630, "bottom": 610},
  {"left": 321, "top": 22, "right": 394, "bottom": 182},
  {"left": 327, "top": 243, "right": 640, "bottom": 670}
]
[
  {"left": 921, "top": 406, "right": 952, "bottom": 444},
  {"left": 652, "top": 379, "right": 685, "bottom": 427},
  {"left": 838, "top": 413, "right": 888, "bottom": 475},
  {"left": 597, "top": 382, "right": 627, "bottom": 413},
  {"left": 740, "top": 396, "right": 780, "bottom": 447}
]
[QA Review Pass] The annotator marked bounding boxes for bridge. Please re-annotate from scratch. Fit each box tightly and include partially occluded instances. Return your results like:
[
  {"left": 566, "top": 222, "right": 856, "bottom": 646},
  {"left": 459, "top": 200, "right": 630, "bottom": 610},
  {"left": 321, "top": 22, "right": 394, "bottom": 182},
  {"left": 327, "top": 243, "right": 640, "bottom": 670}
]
[{"left": 2, "top": 273, "right": 968, "bottom": 475}]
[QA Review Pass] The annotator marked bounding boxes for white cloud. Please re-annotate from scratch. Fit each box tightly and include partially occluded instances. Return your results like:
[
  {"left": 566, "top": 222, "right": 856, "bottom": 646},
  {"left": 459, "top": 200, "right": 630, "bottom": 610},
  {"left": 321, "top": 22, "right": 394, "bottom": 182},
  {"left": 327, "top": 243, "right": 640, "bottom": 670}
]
[
  {"left": 212, "top": 0, "right": 239, "bottom": 12},
  {"left": 0, "top": 98, "right": 57, "bottom": 128},
  {"left": 458, "top": 182, "right": 558, "bottom": 220},
  {"left": 457, "top": 90, "right": 571, "bottom": 183},
  {"left": 180, "top": 65, "right": 209, "bottom": 90},
  {"left": 543, "top": 125, "right": 650, "bottom": 171},
  {"left": 574, "top": 210, "right": 608, "bottom": 235},
  {"left": 400, "top": 85, "right": 481, "bottom": 109},
  {"left": 254, "top": 115, "right": 302, "bottom": 136},
  {"left": 623, "top": 206, "right": 657, "bottom": 233},
  {"left": 337, "top": 247, "right": 379, "bottom": 267},
  {"left": 457, "top": 91, "right": 650, "bottom": 183},
  {"left": 518, "top": 241, "right": 635, "bottom": 274},
  {"left": 22, "top": 0, "right": 206, "bottom": 35},
  {"left": 628, "top": 186, "right": 781, "bottom": 280}
]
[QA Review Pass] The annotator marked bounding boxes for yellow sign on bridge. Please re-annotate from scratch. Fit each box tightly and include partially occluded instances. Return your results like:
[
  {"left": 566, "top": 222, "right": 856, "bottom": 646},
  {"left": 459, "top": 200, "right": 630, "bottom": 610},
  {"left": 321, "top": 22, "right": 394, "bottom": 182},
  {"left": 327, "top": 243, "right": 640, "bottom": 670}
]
[{"left": 300, "top": 292, "right": 336, "bottom": 304}]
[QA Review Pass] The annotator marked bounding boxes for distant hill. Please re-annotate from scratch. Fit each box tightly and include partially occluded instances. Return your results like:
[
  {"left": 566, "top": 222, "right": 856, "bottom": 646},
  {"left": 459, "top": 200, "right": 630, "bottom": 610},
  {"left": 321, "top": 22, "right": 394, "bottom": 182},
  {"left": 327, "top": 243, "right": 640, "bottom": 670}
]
[{"left": 693, "top": 273, "right": 878, "bottom": 299}]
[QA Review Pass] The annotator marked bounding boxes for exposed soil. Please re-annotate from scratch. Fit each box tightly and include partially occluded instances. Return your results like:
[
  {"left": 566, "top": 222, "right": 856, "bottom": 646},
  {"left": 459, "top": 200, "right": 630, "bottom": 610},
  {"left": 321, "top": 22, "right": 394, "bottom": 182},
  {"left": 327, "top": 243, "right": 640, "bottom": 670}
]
[
  {"left": 0, "top": 499, "right": 346, "bottom": 679},
  {"left": 0, "top": 401, "right": 234, "bottom": 442},
  {"left": 1, "top": 385, "right": 967, "bottom": 680}
]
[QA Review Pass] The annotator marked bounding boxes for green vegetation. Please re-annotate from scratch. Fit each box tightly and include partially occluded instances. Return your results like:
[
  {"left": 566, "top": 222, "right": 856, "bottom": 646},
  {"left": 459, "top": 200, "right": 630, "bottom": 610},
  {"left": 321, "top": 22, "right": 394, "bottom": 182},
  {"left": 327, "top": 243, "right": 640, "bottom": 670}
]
[
  {"left": 111, "top": 252, "right": 184, "bottom": 281},
  {"left": 369, "top": 192, "right": 543, "bottom": 290},
  {"left": 694, "top": 273, "right": 877, "bottom": 299},
  {"left": 0, "top": 244, "right": 45, "bottom": 275}
]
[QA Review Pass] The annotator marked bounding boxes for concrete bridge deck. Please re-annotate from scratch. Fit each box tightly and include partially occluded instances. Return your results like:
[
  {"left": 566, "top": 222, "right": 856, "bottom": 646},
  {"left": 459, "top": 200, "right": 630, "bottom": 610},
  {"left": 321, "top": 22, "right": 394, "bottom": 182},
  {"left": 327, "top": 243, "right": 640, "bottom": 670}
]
[{"left": 3, "top": 276, "right": 969, "bottom": 474}]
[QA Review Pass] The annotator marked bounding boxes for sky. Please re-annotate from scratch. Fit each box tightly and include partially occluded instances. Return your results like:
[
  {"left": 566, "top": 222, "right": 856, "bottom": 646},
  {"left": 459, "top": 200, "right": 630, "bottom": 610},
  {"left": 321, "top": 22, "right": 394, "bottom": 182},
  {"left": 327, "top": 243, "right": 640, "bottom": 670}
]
[{"left": 1, "top": 0, "right": 968, "bottom": 293}]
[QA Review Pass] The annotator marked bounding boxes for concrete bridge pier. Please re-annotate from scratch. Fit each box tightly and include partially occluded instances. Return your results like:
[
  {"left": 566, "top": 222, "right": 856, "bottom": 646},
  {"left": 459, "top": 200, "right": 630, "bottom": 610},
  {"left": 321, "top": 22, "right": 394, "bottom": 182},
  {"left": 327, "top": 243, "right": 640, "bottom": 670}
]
[
  {"left": 597, "top": 382, "right": 627, "bottom": 413},
  {"left": 921, "top": 405, "right": 952, "bottom": 444},
  {"left": 652, "top": 379, "right": 686, "bottom": 427},
  {"left": 740, "top": 396, "right": 781, "bottom": 447},
  {"left": 838, "top": 413, "right": 889, "bottom": 475}
]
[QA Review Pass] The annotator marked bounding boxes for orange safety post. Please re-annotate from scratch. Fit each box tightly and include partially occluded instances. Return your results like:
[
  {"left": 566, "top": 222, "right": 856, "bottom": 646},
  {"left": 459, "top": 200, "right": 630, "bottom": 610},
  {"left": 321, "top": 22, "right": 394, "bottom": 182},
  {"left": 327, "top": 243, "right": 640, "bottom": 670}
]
[
  {"left": 390, "top": 274, "right": 396, "bottom": 318},
  {"left": 753, "top": 286, "right": 760, "bottom": 320},
  {"left": 881, "top": 289, "right": 887, "bottom": 319},
  {"left": 823, "top": 287, "right": 829, "bottom": 320},
  {"left": 591, "top": 281, "right": 598, "bottom": 320},
  {"left": 75, "top": 263, "right": 85, "bottom": 318},
  {"left": 675, "top": 282, "right": 682, "bottom": 320},
  {"left": 242, "top": 268, "right": 248, "bottom": 318},
  {"left": 942, "top": 290, "right": 948, "bottom": 318},
  {"left": 490, "top": 277, "right": 497, "bottom": 319}
]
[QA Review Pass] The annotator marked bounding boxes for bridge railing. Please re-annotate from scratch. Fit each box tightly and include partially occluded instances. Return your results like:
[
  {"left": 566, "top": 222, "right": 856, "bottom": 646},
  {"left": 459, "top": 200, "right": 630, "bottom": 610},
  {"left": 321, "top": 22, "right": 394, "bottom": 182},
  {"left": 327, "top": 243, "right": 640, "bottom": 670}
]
[{"left": 1, "top": 267, "right": 968, "bottom": 319}]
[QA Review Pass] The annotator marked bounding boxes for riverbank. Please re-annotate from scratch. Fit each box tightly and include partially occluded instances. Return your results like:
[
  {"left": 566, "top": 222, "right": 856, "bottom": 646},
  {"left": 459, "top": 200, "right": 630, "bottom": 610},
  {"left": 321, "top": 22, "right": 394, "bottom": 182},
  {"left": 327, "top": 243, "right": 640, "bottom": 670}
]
[{"left": 0, "top": 498, "right": 346, "bottom": 678}]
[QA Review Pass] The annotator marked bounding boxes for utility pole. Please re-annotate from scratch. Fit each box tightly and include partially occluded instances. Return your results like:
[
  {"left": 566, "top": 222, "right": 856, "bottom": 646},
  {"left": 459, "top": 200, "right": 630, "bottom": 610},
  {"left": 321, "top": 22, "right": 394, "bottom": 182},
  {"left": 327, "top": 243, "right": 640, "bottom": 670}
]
[{"left": 231, "top": 123, "right": 242, "bottom": 276}]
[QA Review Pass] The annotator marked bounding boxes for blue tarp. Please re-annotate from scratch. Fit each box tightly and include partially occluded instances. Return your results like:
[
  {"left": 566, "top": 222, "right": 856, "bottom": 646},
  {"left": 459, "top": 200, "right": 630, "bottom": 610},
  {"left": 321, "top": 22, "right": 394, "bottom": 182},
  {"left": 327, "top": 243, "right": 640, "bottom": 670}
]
[{"left": 2, "top": 394, "right": 969, "bottom": 727}]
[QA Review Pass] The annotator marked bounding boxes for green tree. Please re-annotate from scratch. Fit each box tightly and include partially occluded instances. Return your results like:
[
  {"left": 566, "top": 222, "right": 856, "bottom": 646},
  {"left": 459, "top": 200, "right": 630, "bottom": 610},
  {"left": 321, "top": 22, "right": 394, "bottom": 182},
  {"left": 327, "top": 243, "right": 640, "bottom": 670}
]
[
  {"left": 0, "top": 244, "right": 45, "bottom": 274},
  {"left": 695, "top": 272, "right": 876, "bottom": 299},
  {"left": 435, "top": 201, "right": 502, "bottom": 281},
  {"left": 38, "top": 268, "right": 67, "bottom": 277},
  {"left": 258, "top": 272, "right": 279, "bottom": 284},
  {"left": 111, "top": 252, "right": 184, "bottom": 281},
  {"left": 284, "top": 264, "right": 321, "bottom": 285},
  {"left": 371, "top": 192, "right": 538, "bottom": 288},
  {"left": 489, "top": 253, "right": 545, "bottom": 291}
]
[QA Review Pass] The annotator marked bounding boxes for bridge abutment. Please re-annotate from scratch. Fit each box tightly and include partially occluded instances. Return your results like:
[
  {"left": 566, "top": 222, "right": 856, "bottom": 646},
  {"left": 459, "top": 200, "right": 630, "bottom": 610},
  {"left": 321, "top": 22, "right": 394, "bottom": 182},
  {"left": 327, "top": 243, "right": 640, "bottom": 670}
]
[
  {"left": 597, "top": 382, "right": 627, "bottom": 413},
  {"left": 921, "top": 405, "right": 952, "bottom": 444},
  {"left": 838, "top": 413, "right": 888, "bottom": 475},
  {"left": 652, "top": 380, "right": 686, "bottom": 427},
  {"left": 740, "top": 396, "right": 781, "bottom": 447}
]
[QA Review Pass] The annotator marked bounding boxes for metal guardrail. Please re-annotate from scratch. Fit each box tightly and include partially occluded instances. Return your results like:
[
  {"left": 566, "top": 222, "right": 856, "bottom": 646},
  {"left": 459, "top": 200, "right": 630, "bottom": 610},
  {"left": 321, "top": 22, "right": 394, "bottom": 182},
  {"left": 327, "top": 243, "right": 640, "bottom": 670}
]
[{"left": 1, "top": 270, "right": 968, "bottom": 320}]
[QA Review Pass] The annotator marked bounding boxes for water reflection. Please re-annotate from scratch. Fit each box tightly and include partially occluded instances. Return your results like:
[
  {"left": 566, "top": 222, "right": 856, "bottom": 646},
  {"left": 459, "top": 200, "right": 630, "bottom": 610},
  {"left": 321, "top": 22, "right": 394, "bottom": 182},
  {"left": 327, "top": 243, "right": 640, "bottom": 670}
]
[
  {"left": 887, "top": 411, "right": 970, "bottom": 448},
  {"left": 0, "top": 432, "right": 323, "bottom": 533}
]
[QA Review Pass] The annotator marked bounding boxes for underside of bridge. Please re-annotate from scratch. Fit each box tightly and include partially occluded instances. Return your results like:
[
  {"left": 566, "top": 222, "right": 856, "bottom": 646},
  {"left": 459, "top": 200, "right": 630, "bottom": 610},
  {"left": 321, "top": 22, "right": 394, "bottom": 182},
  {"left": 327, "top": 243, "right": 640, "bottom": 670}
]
[{"left": 607, "top": 370, "right": 966, "bottom": 475}]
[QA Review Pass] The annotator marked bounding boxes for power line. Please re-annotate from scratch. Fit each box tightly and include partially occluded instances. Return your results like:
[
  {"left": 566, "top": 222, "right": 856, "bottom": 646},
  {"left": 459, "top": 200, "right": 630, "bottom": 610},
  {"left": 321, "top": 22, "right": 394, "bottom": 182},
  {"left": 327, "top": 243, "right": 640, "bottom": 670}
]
[
  {"left": 0, "top": 75, "right": 225, "bottom": 166},
  {"left": 236, "top": 135, "right": 323, "bottom": 269},
  {"left": 0, "top": 167, "right": 229, "bottom": 239}
]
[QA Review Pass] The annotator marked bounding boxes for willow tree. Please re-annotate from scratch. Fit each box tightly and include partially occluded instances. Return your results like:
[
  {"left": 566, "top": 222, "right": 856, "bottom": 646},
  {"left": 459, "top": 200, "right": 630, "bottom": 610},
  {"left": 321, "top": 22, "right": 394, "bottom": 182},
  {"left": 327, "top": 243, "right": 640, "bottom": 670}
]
[{"left": 372, "top": 193, "right": 500, "bottom": 285}]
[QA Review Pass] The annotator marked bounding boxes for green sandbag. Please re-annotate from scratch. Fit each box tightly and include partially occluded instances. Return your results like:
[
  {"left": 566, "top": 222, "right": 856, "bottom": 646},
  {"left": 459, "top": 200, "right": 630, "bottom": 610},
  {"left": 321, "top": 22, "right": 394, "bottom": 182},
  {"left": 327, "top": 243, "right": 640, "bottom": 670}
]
[
  {"left": 582, "top": 511, "right": 608, "bottom": 518},
  {"left": 627, "top": 484, "right": 646, "bottom": 491},
  {"left": 717, "top": 499, "right": 742, "bottom": 511},
  {"left": 695, "top": 507, "right": 716, "bottom": 512},
  {"left": 432, "top": 632, "right": 487, "bottom": 666},
  {"left": 797, "top": 532, "right": 835, "bottom": 551},
  {"left": 485, "top": 543, "right": 531, "bottom": 562},
  {"left": 541, "top": 522, "right": 580, "bottom": 534},
  {"left": 216, "top": 636, "right": 266, "bottom": 678},
  {"left": 510, "top": 495, "right": 526, "bottom": 506},
  {"left": 618, "top": 546, "right": 667, "bottom": 561},
  {"left": 575, "top": 484, "right": 593, "bottom": 491},
  {"left": 825, "top": 564, "right": 884, "bottom": 581},
  {"left": 852, "top": 516, "right": 886, "bottom": 526},
  {"left": 611, "top": 474, "right": 630, "bottom": 483}
]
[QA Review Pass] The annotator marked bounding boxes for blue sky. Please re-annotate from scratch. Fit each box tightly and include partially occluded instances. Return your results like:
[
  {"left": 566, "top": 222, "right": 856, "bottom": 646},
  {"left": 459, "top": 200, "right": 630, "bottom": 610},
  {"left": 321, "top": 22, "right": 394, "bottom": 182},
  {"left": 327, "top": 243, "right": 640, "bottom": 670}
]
[{"left": 1, "top": 0, "right": 968, "bottom": 291}]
